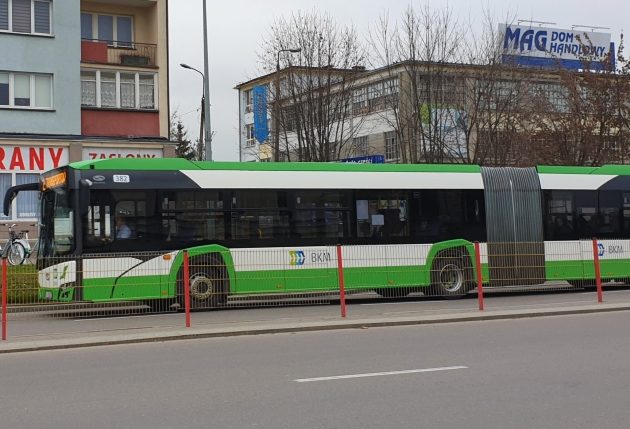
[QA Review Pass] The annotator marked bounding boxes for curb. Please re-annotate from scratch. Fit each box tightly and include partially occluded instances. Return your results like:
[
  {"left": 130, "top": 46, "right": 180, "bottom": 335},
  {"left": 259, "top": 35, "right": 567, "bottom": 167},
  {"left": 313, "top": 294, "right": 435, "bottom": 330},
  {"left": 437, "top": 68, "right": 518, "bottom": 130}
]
[{"left": 1, "top": 303, "right": 629, "bottom": 354}]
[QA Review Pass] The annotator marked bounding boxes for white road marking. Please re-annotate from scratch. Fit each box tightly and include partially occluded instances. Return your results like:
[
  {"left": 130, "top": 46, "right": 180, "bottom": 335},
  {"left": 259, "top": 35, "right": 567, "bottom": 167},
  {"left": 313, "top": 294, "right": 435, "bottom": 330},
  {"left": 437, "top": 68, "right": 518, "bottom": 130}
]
[{"left": 294, "top": 366, "right": 468, "bottom": 383}]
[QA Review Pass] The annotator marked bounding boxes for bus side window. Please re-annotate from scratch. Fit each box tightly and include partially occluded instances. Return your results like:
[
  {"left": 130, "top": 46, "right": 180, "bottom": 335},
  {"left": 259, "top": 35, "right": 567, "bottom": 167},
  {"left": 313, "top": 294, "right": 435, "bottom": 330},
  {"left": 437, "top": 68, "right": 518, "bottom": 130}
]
[
  {"left": 574, "top": 191, "right": 597, "bottom": 238},
  {"left": 545, "top": 191, "right": 574, "bottom": 240},
  {"left": 598, "top": 191, "right": 621, "bottom": 237},
  {"left": 623, "top": 193, "right": 630, "bottom": 237}
]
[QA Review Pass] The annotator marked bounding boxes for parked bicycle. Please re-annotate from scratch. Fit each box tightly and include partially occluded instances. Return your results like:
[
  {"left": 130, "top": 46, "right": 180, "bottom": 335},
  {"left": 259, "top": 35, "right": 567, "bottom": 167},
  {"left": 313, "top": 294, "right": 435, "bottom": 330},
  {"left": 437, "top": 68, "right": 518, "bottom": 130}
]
[{"left": 1, "top": 223, "right": 36, "bottom": 265}]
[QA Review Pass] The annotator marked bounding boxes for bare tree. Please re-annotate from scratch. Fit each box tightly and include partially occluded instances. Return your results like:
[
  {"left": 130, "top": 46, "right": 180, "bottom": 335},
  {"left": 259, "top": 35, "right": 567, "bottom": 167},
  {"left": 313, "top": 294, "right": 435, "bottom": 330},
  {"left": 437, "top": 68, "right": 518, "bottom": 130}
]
[
  {"left": 459, "top": 10, "right": 537, "bottom": 166},
  {"left": 258, "top": 10, "right": 367, "bottom": 161},
  {"left": 528, "top": 34, "right": 629, "bottom": 166},
  {"left": 368, "top": 3, "right": 470, "bottom": 163}
]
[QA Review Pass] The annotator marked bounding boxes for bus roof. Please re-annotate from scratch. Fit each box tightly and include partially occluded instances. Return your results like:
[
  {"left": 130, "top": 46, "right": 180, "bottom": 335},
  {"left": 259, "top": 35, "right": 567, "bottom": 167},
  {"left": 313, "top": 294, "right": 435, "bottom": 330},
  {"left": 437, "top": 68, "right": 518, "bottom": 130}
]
[
  {"left": 69, "top": 159, "right": 630, "bottom": 176},
  {"left": 69, "top": 158, "right": 483, "bottom": 173}
]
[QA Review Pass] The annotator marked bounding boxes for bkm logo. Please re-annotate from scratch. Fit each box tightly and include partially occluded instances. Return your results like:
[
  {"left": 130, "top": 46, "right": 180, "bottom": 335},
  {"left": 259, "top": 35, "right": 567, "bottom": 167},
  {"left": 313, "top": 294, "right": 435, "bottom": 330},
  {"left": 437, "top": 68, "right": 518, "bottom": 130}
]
[
  {"left": 598, "top": 243, "right": 605, "bottom": 257},
  {"left": 289, "top": 250, "right": 305, "bottom": 266}
]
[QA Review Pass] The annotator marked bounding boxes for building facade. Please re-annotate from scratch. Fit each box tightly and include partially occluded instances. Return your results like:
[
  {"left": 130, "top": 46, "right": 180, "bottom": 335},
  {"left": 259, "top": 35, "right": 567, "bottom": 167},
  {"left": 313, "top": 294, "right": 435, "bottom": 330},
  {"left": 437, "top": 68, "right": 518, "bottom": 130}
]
[
  {"left": 0, "top": 0, "right": 173, "bottom": 231},
  {"left": 236, "top": 61, "right": 621, "bottom": 166}
]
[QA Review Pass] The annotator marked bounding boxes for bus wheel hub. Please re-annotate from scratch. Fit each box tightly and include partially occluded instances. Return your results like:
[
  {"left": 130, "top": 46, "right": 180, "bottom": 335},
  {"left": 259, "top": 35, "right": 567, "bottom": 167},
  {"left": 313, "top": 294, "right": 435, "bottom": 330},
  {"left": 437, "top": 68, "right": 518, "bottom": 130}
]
[{"left": 190, "top": 273, "right": 214, "bottom": 300}]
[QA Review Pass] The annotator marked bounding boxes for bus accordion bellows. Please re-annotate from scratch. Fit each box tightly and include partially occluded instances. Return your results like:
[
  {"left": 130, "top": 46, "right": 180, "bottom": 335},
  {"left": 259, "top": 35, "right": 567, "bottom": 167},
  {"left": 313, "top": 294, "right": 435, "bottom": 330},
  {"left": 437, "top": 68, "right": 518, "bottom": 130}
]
[{"left": 5, "top": 158, "right": 630, "bottom": 308}]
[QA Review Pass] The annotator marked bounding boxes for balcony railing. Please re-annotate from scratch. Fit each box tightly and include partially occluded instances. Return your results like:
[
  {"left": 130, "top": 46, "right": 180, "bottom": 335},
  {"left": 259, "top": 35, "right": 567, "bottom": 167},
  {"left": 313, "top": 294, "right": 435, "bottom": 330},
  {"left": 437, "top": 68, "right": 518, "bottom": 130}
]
[{"left": 81, "top": 39, "right": 157, "bottom": 68}]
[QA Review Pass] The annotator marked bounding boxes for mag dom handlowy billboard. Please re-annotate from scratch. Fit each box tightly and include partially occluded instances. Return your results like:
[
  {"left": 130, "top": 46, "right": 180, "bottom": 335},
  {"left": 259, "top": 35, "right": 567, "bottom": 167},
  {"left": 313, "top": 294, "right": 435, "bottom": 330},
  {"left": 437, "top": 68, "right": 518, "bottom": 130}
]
[{"left": 499, "top": 24, "right": 613, "bottom": 71}]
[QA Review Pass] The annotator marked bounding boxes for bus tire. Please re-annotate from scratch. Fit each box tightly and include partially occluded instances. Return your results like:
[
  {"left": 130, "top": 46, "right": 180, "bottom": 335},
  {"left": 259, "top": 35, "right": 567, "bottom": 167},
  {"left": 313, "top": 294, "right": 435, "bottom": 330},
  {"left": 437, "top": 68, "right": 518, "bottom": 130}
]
[
  {"left": 7, "top": 241, "right": 26, "bottom": 265},
  {"left": 429, "top": 252, "right": 472, "bottom": 298},
  {"left": 178, "top": 255, "right": 229, "bottom": 310}
]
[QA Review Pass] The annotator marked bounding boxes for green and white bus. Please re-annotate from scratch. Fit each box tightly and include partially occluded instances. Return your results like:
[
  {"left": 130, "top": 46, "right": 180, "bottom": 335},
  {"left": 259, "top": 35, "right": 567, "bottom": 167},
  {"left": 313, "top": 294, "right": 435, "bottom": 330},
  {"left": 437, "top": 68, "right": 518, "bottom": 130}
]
[{"left": 5, "top": 158, "right": 630, "bottom": 308}]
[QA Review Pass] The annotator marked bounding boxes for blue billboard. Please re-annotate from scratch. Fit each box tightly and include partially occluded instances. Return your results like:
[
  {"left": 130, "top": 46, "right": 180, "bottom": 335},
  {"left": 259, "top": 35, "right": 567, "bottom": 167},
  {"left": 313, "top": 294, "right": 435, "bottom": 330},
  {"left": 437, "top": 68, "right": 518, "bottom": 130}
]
[
  {"left": 252, "top": 85, "right": 269, "bottom": 143},
  {"left": 341, "top": 155, "right": 385, "bottom": 164}
]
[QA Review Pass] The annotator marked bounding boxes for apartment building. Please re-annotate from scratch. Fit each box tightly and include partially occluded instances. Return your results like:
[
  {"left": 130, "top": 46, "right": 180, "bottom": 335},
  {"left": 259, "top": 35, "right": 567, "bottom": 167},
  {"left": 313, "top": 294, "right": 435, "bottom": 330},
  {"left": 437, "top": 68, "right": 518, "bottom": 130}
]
[{"left": 0, "top": 0, "right": 173, "bottom": 227}]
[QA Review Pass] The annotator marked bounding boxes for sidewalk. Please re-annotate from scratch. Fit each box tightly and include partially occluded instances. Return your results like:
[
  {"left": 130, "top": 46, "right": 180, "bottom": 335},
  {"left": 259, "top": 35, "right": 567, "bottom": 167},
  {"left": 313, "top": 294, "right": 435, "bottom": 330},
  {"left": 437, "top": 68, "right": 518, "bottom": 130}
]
[{"left": 2, "top": 292, "right": 630, "bottom": 353}]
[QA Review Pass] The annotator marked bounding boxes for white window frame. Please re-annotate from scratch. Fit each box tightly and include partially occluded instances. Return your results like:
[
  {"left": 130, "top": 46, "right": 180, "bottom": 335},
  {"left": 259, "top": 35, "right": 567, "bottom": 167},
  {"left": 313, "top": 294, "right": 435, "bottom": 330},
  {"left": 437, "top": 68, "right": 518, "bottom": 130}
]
[
  {"left": 385, "top": 130, "right": 400, "bottom": 162},
  {"left": 81, "top": 69, "right": 157, "bottom": 110},
  {"left": 0, "top": 0, "right": 53, "bottom": 36},
  {"left": 245, "top": 124, "right": 255, "bottom": 147},
  {"left": 81, "top": 12, "right": 134, "bottom": 46},
  {"left": 0, "top": 172, "right": 39, "bottom": 221},
  {"left": 244, "top": 90, "right": 253, "bottom": 113},
  {"left": 0, "top": 71, "right": 53, "bottom": 110},
  {"left": 353, "top": 135, "right": 368, "bottom": 156}
]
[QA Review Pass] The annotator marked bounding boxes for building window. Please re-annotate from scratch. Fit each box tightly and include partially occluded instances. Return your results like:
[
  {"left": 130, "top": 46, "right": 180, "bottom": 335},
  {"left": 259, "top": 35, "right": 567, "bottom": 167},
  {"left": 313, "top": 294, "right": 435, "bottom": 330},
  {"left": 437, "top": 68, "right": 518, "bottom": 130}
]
[
  {"left": 120, "top": 73, "right": 135, "bottom": 108},
  {"left": 81, "top": 70, "right": 156, "bottom": 110},
  {"left": 0, "top": 72, "right": 8, "bottom": 105},
  {"left": 100, "top": 71, "right": 116, "bottom": 107},
  {"left": 244, "top": 90, "right": 253, "bottom": 113},
  {"left": 352, "top": 88, "right": 367, "bottom": 115},
  {"left": 81, "top": 12, "right": 133, "bottom": 46},
  {"left": 0, "top": 0, "right": 51, "bottom": 35},
  {"left": 139, "top": 74, "right": 155, "bottom": 109},
  {"left": 246, "top": 124, "right": 255, "bottom": 147},
  {"left": 353, "top": 136, "right": 368, "bottom": 156},
  {"left": 16, "top": 173, "right": 37, "bottom": 218},
  {"left": 0, "top": 173, "right": 38, "bottom": 220},
  {"left": 0, "top": 71, "right": 52, "bottom": 109},
  {"left": 81, "top": 71, "right": 97, "bottom": 106},
  {"left": 385, "top": 131, "right": 399, "bottom": 162}
]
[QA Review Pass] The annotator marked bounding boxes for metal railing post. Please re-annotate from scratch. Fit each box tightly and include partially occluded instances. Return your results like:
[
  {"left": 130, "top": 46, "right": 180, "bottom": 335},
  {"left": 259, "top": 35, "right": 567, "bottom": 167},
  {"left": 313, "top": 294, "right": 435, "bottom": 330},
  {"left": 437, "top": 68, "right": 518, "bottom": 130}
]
[
  {"left": 474, "top": 242, "right": 484, "bottom": 311},
  {"left": 336, "top": 245, "right": 346, "bottom": 318},
  {"left": 2, "top": 258, "right": 7, "bottom": 340},
  {"left": 592, "top": 238, "right": 603, "bottom": 303},
  {"left": 183, "top": 250, "right": 191, "bottom": 327}
]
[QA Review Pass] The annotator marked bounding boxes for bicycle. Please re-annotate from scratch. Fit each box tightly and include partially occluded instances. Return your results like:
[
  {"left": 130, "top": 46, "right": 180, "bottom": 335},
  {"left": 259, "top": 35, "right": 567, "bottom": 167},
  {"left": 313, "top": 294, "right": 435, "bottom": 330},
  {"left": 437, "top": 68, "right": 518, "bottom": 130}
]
[{"left": 1, "top": 223, "right": 36, "bottom": 266}]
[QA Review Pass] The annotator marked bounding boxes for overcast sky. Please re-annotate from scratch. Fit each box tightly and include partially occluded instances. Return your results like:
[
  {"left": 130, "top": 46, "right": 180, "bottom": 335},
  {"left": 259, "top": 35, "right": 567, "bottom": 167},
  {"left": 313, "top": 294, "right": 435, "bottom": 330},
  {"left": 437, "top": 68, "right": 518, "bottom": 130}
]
[{"left": 168, "top": 0, "right": 629, "bottom": 161}]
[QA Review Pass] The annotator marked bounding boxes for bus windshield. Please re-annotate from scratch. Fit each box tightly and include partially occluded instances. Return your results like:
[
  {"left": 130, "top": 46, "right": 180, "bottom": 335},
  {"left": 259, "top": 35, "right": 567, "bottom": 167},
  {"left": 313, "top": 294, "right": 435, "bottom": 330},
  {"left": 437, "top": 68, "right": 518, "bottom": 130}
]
[{"left": 40, "top": 187, "right": 74, "bottom": 258}]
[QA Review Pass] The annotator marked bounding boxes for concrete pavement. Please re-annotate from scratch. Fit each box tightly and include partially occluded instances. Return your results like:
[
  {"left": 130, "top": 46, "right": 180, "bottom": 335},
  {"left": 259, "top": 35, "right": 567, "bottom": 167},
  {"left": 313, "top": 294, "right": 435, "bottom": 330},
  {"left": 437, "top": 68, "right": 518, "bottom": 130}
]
[{"left": 2, "top": 290, "right": 630, "bottom": 353}]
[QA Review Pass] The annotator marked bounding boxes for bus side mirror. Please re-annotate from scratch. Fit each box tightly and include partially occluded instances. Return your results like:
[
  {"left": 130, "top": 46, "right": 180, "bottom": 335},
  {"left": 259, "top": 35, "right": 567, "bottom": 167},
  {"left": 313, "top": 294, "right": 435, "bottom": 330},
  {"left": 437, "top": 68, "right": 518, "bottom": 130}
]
[{"left": 79, "top": 179, "right": 92, "bottom": 217}]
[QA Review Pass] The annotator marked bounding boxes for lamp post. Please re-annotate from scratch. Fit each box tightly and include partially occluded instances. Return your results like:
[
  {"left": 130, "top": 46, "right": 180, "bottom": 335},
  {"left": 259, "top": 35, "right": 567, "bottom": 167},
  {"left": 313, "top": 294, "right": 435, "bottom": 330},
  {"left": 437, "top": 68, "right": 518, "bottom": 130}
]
[
  {"left": 201, "top": 0, "right": 212, "bottom": 161},
  {"left": 180, "top": 63, "right": 206, "bottom": 160},
  {"left": 274, "top": 48, "right": 301, "bottom": 162}
]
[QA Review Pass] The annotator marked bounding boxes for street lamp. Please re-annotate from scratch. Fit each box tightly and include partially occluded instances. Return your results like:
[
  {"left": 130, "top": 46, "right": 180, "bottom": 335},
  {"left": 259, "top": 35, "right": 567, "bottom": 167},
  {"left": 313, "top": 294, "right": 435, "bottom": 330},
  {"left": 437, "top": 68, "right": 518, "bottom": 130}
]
[
  {"left": 274, "top": 47, "right": 301, "bottom": 162},
  {"left": 180, "top": 63, "right": 206, "bottom": 160}
]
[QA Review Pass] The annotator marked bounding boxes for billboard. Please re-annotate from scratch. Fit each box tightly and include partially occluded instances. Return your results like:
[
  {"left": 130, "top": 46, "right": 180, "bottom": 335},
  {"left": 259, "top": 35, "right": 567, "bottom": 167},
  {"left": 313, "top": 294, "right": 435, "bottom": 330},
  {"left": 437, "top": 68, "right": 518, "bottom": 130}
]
[
  {"left": 499, "top": 24, "right": 613, "bottom": 70},
  {"left": 82, "top": 147, "right": 162, "bottom": 160},
  {"left": 252, "top": 85, "right": 269, "bottom": 144},
  {"left": 341, "top": 155, "right": 385, "bottom": 164}
]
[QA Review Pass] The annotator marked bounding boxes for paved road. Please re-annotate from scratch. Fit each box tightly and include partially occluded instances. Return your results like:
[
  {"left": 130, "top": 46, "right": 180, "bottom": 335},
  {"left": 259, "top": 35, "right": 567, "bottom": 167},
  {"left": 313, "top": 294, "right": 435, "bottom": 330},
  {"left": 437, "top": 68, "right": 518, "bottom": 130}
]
[{"left": 2, "top": 311, "right": 630, "bottom": 429}]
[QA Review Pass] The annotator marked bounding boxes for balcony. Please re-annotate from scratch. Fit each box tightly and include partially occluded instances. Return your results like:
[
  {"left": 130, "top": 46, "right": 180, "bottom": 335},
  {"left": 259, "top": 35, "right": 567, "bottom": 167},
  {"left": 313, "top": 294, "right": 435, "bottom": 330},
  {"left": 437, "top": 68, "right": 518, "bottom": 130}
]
[{"left": 81, "top": 39, "right": 157, "bottom": 68}]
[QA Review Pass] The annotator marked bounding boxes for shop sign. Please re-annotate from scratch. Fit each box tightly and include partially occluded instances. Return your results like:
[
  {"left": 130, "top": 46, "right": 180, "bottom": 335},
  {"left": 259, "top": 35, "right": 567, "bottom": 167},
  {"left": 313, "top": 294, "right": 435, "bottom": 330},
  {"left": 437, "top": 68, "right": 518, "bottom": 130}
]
[
  {"left": 0, "top": 146, "right": 68, "bottom": 172},
  {"left": 83, "top": 148, "right": 163, "bottom": 160}
]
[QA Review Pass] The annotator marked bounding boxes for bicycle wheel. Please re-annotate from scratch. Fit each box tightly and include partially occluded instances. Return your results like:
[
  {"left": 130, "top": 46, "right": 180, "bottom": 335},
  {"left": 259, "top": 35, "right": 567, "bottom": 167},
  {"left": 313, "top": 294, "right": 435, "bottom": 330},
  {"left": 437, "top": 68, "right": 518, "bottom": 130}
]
[{"left": 7, "top": 242, "right": 26, "bottom": 265}]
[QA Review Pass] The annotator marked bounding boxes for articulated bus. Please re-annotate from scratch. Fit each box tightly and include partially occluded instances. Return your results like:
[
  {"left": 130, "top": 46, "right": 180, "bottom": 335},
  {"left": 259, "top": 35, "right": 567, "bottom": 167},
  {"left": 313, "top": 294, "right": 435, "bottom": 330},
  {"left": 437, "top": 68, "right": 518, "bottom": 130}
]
[{"left": 5, "top": 159, "right": 630, "bottom": 308}]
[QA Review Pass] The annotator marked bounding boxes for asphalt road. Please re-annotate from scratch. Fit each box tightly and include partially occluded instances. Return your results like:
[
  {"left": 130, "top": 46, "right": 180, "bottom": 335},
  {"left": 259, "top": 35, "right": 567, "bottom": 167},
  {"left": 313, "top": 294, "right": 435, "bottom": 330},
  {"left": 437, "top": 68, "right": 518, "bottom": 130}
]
[{"left": 2, "top": 311, "right": 630, "bottom": 429}]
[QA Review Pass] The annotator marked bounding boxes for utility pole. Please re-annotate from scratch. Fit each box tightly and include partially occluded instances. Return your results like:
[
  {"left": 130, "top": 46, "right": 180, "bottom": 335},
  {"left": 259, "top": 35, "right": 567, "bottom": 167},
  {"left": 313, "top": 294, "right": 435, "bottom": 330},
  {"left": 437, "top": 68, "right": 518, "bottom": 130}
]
[{"left": 202, "top": 0, "right": 212, "bottom": 161}]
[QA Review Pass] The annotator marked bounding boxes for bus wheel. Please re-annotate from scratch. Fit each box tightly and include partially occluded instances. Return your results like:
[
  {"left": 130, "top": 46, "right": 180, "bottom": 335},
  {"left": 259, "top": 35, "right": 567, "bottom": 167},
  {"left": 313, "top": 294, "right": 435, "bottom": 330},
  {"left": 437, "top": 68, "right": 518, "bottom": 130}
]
[
  {"left": 178, "top": 257, "right": 228, "bottom": 309},
  {"left": 430, "top": 255, "right": 470, "bottom": 298}
]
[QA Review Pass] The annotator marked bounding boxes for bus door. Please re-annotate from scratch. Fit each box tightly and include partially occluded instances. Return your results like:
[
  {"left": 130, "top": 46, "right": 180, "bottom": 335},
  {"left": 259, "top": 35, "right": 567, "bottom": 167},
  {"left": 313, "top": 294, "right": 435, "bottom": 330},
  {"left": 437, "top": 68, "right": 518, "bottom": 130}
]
[
  {"left": 83, "top": 190, "right": 163, "bottom": 300},
  {"left": 481, "top": 167, "right": 545, "bottom": 286}
]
